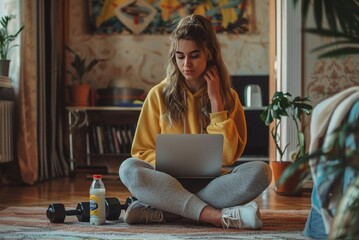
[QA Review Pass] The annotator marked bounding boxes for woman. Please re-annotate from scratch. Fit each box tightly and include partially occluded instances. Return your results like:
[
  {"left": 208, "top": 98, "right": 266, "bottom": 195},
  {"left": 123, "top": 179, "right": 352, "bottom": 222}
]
[{"left": 119, "top": 15, "right": 272, "bottom": 229}]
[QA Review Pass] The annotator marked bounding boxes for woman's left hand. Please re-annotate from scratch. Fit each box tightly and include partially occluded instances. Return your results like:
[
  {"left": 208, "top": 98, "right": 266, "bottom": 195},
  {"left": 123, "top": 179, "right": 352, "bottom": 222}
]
[{"left": 204, "top": 66, "right": 224, "bottom": 112}]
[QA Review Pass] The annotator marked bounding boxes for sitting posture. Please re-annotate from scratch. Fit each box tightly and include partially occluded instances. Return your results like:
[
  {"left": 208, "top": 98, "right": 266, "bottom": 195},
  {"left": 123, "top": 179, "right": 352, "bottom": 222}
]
[{"left": 119, "top": 14, "right": 272, "bottom": 229}]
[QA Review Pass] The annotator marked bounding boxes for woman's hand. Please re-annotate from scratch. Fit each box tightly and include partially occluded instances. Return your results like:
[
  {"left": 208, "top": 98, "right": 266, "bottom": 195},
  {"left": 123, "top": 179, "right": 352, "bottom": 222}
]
[{"left": 204, "top": 66, "right": 224, "bottom": 112}]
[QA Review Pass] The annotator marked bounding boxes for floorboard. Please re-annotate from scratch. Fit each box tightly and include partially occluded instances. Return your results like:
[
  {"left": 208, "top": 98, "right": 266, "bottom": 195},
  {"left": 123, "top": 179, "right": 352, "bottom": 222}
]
[{"left": 0, "top": 173, "right": 311, "bottom": 211}]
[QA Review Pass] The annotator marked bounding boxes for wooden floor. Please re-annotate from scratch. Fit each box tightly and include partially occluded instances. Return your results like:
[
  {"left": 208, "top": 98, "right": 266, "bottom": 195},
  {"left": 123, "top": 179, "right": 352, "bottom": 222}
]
[{"left": 0, "top": 173, "right": 312, "bottom": 211}]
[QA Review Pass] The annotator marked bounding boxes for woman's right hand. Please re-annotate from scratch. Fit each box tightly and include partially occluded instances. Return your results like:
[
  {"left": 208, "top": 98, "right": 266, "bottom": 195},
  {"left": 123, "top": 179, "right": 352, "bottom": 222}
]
[{"left": 204, "top": 66, "right": 223, "bottom": 112}]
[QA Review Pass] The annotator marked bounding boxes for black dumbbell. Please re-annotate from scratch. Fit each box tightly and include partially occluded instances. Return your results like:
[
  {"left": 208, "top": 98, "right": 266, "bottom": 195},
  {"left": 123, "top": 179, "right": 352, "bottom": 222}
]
[
  {"left": 47, "top": 196, "right": 137, "bottom": 223},
  {"left": 105, "top": 196, "right": 137, "bottom": 220},
  {"left": 46, "top": 202, "right": 90, "bottom": 223},
  {"left": 125, "top": 196, "right": 138, "bottom": 207}
]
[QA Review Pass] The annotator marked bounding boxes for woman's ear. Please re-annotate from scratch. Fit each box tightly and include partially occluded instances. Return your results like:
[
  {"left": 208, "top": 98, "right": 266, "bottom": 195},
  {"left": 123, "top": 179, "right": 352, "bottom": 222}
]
[{"left": 207, "top": 60, "right": 215, "bottom": 68}]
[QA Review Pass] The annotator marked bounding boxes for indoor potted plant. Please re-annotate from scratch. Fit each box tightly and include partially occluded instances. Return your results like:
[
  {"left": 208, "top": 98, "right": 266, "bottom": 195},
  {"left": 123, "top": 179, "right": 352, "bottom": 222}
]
[
  {"left": 260, "top": 91, "right": 312, "bottom": 194},
  {"left": 0, "top": 15, "right": 24, "bottom": 76},
  {"left": 65, "top": 45, "right": 102, "bottom": 106}
]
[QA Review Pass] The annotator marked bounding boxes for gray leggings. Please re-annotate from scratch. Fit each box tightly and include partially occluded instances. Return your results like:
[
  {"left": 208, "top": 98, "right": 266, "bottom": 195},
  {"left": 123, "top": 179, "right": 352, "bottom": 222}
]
[{"left": 119, "top": 158, "right": 272, "bottom": 221}]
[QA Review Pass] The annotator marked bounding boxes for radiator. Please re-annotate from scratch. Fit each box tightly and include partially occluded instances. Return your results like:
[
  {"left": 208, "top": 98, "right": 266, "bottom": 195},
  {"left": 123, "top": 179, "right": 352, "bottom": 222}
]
[{"left": 0, "top": 100, "right": 14, "bottom": 163}]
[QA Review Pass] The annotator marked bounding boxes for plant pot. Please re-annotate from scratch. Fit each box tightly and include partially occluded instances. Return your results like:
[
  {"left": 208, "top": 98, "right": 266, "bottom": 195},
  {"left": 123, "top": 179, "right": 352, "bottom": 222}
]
[
  {"left": 69, "top": 84, "right": 91, "bottom": 106},
  {"left": 0, "top": 60, "right": 10, "bottom": 76},
  {"left": 271, "top": 161, "right": 302, "bottom": 196}
]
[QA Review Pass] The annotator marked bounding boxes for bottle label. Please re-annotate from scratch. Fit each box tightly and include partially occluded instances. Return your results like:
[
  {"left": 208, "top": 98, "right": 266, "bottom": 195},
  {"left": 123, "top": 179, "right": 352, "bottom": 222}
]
[{"left": 90, "top": 195, "right": 100, "bottom": 216}]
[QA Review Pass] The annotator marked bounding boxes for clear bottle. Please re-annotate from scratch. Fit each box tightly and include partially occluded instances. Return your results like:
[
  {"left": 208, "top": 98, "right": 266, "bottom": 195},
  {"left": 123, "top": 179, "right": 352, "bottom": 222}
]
[{"left": 89, "top": 174, "right": 106, "bottom": 225}]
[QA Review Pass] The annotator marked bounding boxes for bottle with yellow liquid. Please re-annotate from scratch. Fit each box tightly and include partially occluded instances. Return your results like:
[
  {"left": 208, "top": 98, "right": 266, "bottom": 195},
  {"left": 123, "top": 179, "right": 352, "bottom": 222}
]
[{"left": 89, "top": 174, "right": 106, "bottom": 225}]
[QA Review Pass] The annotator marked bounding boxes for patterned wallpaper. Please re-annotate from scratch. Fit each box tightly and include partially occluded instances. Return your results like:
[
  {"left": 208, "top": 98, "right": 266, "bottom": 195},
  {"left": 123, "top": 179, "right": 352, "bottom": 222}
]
[
  {"left": 303, "top": 8, "right": 359, "bottom": 107},
  {"left": 65, "top": 0, "right": 269, "bottom": 93},
  {"left": 306, "top": 57, "right": 359, "bottom": 107}
]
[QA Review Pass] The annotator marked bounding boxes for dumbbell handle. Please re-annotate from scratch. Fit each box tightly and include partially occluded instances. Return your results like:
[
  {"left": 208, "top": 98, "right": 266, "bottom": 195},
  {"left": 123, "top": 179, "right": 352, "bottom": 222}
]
[{"left": 65, "top": 209, "right": 81, "bottom": 216}]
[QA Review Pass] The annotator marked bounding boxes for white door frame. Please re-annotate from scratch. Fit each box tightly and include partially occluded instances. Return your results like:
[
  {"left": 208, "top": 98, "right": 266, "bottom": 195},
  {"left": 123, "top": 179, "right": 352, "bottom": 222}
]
[{"left": 274, "top": 0, "right": 303, "bottom": 161}]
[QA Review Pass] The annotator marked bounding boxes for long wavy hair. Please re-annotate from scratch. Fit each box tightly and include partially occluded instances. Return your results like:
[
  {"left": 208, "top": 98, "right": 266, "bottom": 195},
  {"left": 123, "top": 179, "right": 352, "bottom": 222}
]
[{"left": 163, "top": 14, "right": 235, "bottom": 126}]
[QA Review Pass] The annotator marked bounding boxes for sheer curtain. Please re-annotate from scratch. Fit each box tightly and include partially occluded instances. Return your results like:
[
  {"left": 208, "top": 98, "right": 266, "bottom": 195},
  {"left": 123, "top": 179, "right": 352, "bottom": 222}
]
[{"left": 3, "top": 0, "right": 68, "bottom": 184}]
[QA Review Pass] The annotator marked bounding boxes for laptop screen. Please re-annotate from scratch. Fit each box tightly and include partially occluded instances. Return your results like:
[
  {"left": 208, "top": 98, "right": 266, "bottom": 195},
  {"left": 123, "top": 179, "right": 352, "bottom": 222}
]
[{"left": 155, "top": 134, "right": 223, "bottom": 178}]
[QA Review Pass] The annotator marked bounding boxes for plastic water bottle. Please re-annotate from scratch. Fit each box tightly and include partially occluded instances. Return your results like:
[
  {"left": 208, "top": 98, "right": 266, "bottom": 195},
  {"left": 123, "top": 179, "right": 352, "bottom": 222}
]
[{"left": 89, "top": 174, "right": 106, "bottom": 225}]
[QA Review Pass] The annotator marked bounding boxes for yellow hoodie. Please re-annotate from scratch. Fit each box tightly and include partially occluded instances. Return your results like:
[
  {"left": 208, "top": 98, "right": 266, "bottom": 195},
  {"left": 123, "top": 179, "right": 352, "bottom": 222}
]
[{"left": 131, "top": 79, "right": 247, "bottom": 167}]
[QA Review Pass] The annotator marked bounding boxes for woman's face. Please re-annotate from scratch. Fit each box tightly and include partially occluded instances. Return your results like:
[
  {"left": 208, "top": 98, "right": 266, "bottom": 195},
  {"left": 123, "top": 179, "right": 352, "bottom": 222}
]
[{"left": 175, "top": 39, "right": 207, "bottom": 85}]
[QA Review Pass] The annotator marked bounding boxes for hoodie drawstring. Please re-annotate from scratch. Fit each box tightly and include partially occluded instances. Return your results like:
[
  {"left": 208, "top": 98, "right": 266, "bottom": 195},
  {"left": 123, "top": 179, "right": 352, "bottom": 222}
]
[
  {"left": 183, "top": 91, "right": 204, "bottom": 134},
  {"left": 183, "top": 91, "right": 187, "bottom": 134}
]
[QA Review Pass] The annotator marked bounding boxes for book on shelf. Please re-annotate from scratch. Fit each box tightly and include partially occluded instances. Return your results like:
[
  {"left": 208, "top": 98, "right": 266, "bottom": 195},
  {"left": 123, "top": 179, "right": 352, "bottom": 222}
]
[
  {"left": 96, "top": 125, "right": 104, "bottom": 154},
  {"left": 111, "top": 126, "right": 121, "bottom": 154},
  {"left": 115, "top": 127, "right": 124, "bottom": 153},
  {"left": 119, "top": 126, "right": 129, "bottom": 153},
  {"left": 91, "top": 125, "right": 99, "bottom": 153},
  {"left": 90, "top": 123, "right": 136, "bottom": 155},
  {"left": 126, "top": 125, "right": 133, "bottom": 145},
  {"left": 104, "top": 125, "right": 115, "bottom": 154}
]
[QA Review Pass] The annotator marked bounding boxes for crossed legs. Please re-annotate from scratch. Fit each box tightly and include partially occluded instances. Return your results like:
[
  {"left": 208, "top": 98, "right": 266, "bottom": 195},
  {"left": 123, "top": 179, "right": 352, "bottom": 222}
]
[{"left": 119, "top": 158, "right": 271, "bottom": 225}]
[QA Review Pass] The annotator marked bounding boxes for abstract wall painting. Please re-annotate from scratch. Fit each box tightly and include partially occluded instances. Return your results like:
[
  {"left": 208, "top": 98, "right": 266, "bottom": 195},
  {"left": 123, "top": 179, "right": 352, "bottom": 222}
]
[{"left": 89, "top": 0, "right": 256, "bottom": 34}]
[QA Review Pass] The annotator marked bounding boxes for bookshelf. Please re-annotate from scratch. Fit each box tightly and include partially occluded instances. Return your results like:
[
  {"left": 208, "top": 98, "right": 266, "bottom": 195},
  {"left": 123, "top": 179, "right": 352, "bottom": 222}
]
[{"left": 66, "top": 106, "right": 141, "bottom": 173}]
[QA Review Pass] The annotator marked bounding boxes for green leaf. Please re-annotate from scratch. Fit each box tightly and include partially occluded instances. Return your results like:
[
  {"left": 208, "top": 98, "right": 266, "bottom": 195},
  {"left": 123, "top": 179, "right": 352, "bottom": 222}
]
[
  {"left": 65, "top": 45, "right": 103, "bottom": 84},
  {"left": 311, "top": 40, "right": 359, "bottom": 53},
  {"left": 298, "top": 0, "right": 359, "bottom": 59},
  {"left": 298, "top": 132, "right": 306, "bottom": 157},
  {"left": 333, "top": 0, "right": 359, "bottom": 36},
  {"left": 260, "top": 107, "right": 273, "bottom": 126},
  {"left": 301, "top": 0, "right": 311, "bottom": 24},
  {"left": 313, "top": 0, "right": 323, "bottom": 30},
  {"left": 0, "top": 15, "right": 24, "bottom": 60},
  {"left": 65, "top": 45, "right": 77, "bottom": 55},
  {"left": 305, "top": 28, "right": 357, "bottom": 39},
  {"left": 86, "top": 59, "right": 101, "bottom": 72},
  {"left": 264, "top": 91, "right": 313, "bottom": 160},
  {"left": 317, "top": 47, "right": 359, "bottom": 58},
  {"left": 323, "top": 0, "right": 337, "bottom": 32}
]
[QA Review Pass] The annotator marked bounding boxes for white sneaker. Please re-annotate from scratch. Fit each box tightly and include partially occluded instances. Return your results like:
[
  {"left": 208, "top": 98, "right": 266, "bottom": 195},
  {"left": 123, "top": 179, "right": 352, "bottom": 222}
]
[{"left": 221, "top": 201, "right": 262, "bottom": 229}]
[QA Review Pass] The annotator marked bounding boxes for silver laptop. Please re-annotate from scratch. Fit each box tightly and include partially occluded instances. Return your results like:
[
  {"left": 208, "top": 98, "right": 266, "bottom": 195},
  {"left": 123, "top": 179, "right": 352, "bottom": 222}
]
[{"left": 155, "top": 134, "right": 223, "bottom": 179}]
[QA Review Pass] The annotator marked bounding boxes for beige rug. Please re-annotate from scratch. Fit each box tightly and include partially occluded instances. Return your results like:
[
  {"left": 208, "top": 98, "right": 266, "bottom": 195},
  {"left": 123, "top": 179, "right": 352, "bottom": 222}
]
[{"left": 0, "top": 206, "right": 309, "bottom": 239}]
